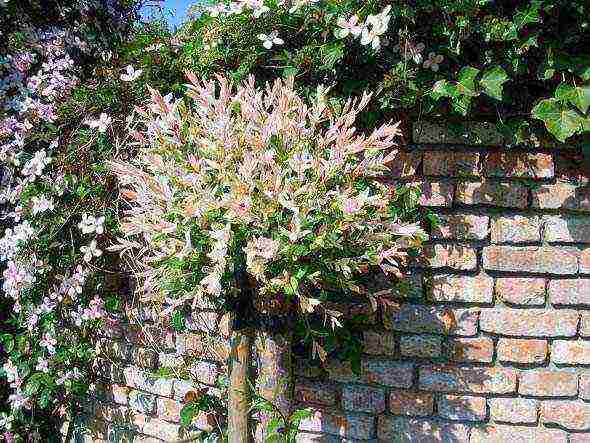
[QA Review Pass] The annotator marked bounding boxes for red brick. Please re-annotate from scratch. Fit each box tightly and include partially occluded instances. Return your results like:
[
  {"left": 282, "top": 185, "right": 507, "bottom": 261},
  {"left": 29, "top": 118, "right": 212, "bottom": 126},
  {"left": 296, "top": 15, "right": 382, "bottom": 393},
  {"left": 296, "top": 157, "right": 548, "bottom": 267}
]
[
  {"left": 299, "top": 410, "right": 375, "bottom": 440},
  {"left": 363, "top": 331, "right": 396, "bottom": 356},
  {"left": 362, "top": 359, "right": 414, "bottom": 388},
  {"left": 438, "top": 394, "right": 486, "bottom": 421},
  {"left": 581, "top": 247, "right": 590, "bottom": 274},
  {"left": 323, "top": 359, "right": 361, "bottom": 384},
  {"left": 449, "top": 337, "right": 494, "bottom": 363},
  {"left": 480, "top": 309, "right": 578, "bottom": 337},
  {"left": 519, "top": 370, "right": 578, "bottom": 397},
  {"left": 419, "top": 366, "right": 516, "bottom": 394},
  {"left": 489, "top": 398, "right": 538, "bottom": 424},
  {"left": 543, "top": 215, "right": 590, "bottom": 243},
  {"left": 342, "top": 385, "right": 386, "bottom": 413},
  {"left": 483, "top": 246, "right": 579, "bottom": 274},
  {"left": 428, "top": 274, "right": 493, "bottom": 303},
  {"left": 495, "top": 277, "right": 546, "bottom": 306},
  {"left": 483, "top": 151, "right": 553, "bottom": 178},
  {"left": 156, "top": 397, "right": 182, "bottom": 422},
  {"left": 422, "top": 243, "right": 477, "bottom": 271},
  {"left": 497, "top": 339, "right": 548, "bottom": 364},
  {"left": 384, "top": 304, "right": 479, "bottom": 336},
  {"left": 552, "top": 340, "right": 590, "bottom": 365},
  {"left": 400, "top": 335, "right": 442, "bottom": 358},
  {"left": 490, "top": 215, "right": 541, "bottom": 243},
  {"left": 123, "top": 366, "right": 173, "bottom": 397},
  {"left": 389, "top": 151, "right": 421, "bottom": 178},
  {"left": 456, "top": 180, "right": 528, "bottom": 208},
  {"left": 470, "top": 424, "right": 566, "bottom": 442},
  {"left": 423, "top": 150, "right": 480, "bottom": 176},
  {"left": 431, "top": 214, "right": 489, "bottom": 240},
  {"left": 549, "top": 279, "right": 590, "bottom": 306},
  {"left": 414, "top": 181, "right": 454, "bottom": 207},
  {"left": 388, "top": 390, "right": 434, "bottom": 416},
  {"left": 531, "top": 182, "right": 590, "bottom": 212},
  {"left": 377, "top": 416, "right": 471, "bottom": 442},
  {"left": 295, "top": 381, "right": 337, "bottom": 407},
  {"left": 541, "top": 400, "right": 590, "bottom": 431}
]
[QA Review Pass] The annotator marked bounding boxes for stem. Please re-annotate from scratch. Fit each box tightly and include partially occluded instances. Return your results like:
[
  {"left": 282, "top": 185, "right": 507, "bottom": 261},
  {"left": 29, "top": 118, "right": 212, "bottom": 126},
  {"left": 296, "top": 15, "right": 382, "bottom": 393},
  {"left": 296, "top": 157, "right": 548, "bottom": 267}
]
[{"left": 228, "top": 327, "right": 252, "bottom": 443}]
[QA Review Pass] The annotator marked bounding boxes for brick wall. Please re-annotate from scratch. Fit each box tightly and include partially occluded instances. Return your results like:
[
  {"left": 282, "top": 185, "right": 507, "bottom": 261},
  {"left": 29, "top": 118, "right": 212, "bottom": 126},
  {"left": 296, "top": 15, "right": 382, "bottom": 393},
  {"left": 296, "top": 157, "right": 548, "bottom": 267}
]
[{"left": 67, "top": 121, "right": 590, "bottom": 442}]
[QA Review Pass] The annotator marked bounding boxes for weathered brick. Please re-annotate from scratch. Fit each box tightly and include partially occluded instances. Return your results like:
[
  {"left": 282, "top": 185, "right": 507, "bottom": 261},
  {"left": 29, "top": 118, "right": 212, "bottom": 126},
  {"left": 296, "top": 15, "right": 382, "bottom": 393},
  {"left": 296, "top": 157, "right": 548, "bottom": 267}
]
[
  {"left": 490, "top": 215, "right": 541, "bottom": 243},
  {"left": 123, "top": 366, "right": 173, "bottom": 397},
  {"left": 389, "top": 151, "right": 421, "bottom": 178},
  {"left": 324, "top": 359, "right": 361, "bottom": 384},
  {"left": 489, "top": 398, "right": 538, "bottom": 424},
  {"left": 413, "top": 121, "right": 505, "bottom": 145},
  {"left": 414, "top": 181, "right": 454, "bottom": 207},
  {"left": 419, "top": 366, "right": 516, "bottom": 394},
  {"left": 438, "top": 394, "right": 486, "bottom": 421},
  {"left": 519, "top": 370, "right": 578, "bottom": 397},
  {"left": 96, "top": 338, "right": 131, "bottom": 362},
  {"left": 423, "top": 151, "right": 480, "bottom": 176},
  {"left": 158, "top": 352, "right": 183, "bottom": 369},
  {"left": 295, "top": 381, "right": 337, "bottom": 407},
  {"left": 388, "top": 390, "right": 434, "bottom": 416},
  {"left": 456, "top": 180, "right": 528, "bottom": 208},
  {"left": 581, "top": 313, "right": 590, "bottom": 337},
  {"left": 156, "top": 397, "right": 182, "bottom": 423},
  {"left": 552, "top": 340, "right": 590, "bottom": 365},
  {"left": 431, "top": 214, "right": 489, "bottom": 240},
  {"left": 129, "top": 347, "right": 157, "bottom": 369},
  {"left": 377, "top": 416, "right": 471, "bottom": 442},
  {"left": 531, "top": 182, "right": 590, "bottom": 212},
  {"left": 543, "top": 215, "right": 590, "bottom": 243},
  {"left": 470, "top": 424, "right": 567, "bottom": 442},
  {"left": 342, "top": 385, "right": 386, "bottom": 413},
  {"left": 480, "top": 309, "right": 578, "bottom": 337},
  {"left": 428, "top": 274, "right": 493, "bottom": 303},
  {"left": 483, "top": 246, "right": 579, "bottom": 274},
  {"left": 569, "top": 433, "right": 590, "bottom": 443},
  {"left": 449, "top": 337, "right": 494, "bottom": 363},
  {"left": 581, "top": 247, "right": 590, "bottom": 274},
  {"left": 94, "top": 402, "right": 130, "bottom": 424},
  {"left": 186, "top": 311, "right": 221, "bottom": 334},
  {"left": 92, "top": 358, "right": 125, "bottom": 384},
  {"left": 483, "top": 151, "right": 553, "bottom": 179},
  {"left": 422, "top": 243, "right": 478, "bottom": 271},
  {"left": 400, "top": 334, "right": 442, "bottom": 358},
  {"left": 362, "top": 331, "right": 396, "bottom": 356},
  {"left": 125, "top": 325, "right": 175, "bottom": 349},
  {"left": 362, "top": 359, "right": 414, "bottom": 388},
  {"left": 384, "top": 304, "right": 479, "bottom": 336},
  {"left": 128, "top": 390, "right": 156, "bottom": 415},
  {"left": 133, "top": 413, "right": 185, "bottom": 440},
  {"left": 541, "top": 400, "right": 590, "bottom": 431},
  {"left": 177, "top": 333, "right": 229, "bottom": 361},
  {"left": 189, "top": 361, "right": 219, "bottom": 385},
  {"left": 549, "top": 279, "right": 590, "bottom": 306},
  {"left": 94, "top": 383, "right": 129, "bottom": 405},
  {"left": 495, "top": 277, "right": 546, "bottom": 306},
  {"left": 299, "top": 410, "right": 375, "bottom": 440},
  {"left": 580, "top": 374, "right": 590, "bottom": 400},
  {"left": 497, "top": 339, "right": 548, "bottom": 364},
  {"left": 172, "top": 379, "right": 198, "bottom": 401}
]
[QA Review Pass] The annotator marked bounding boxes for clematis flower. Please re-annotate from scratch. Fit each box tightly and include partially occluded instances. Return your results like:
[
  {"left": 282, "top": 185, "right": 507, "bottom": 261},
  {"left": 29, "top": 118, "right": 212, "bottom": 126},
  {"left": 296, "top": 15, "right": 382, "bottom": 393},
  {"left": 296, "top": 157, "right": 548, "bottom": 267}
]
[
  {"left": 120, "top": 65, "right": 142, "bottom": 82},
  {"left": 81, "top": 240, "right": 102, "bottom": 263},
  {"left": 258, "top": 31, "right": 284, "bottom": 49},
  {"left": 423, "top": 52, "right": 444, "bottom": 71},
  {"left": 394, "top": 40, "right": 426, "bottom": 63},
  {"left": 78, "top": 213, "right": 105, "bottom": 235},
  {"left": 30, "top": 195, "right": 54, "bottom": 215},
  {"left": 335, "top": 15, "right": 362, "bottom": 39},
  {"left": 85, "top": 113, "right": 112, "bottom": 133}
]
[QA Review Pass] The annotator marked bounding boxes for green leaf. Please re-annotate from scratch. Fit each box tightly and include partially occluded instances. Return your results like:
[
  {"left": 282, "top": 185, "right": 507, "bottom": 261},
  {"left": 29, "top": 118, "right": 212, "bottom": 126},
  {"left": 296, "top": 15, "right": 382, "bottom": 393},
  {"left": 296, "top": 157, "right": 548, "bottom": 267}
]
[
  {"left": 456, "top": 66, "right": 480, "bottom": 96},
  {"left": 531, "top": 99, "right": 584, "bottom": 141},
  {"left": 289, "top": 408, "right": 313, "bottom": 426},
  {"left": 266, "top": 417, "right": 283, "bottom": 434},
  {"left": 180, "top": 403, "right": 197, "bottom": 427},
  {"left": 170, "top": 310, "right": 186, "bottom": 332},
  {"left": 512, "top": 0, "right": 541, "bottom": 30},
  {"left": 570, "top": 85, "right": 590, "bottom": 114},
  {"left": 480, "top": 66, "right": 509, "bottom": 100},
  {"left": 282, "top": 66, "right": 299, "bottom": 78}
]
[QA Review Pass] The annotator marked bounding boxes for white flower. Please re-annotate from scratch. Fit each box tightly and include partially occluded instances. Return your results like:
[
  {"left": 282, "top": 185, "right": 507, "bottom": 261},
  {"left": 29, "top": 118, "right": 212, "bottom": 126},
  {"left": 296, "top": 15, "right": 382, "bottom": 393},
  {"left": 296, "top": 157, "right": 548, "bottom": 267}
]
[
  {"left": 81, "top": 240, "right": 102, "bottom": 263},
  {"left": 394, "top": 41, "right": 426, "bottom": 63},
  {"left": 85, "top": 113, "right": 112, "bottom": 133},
  {"left": 360, "top": 5, "right": 392, "bottom": 50},
  {"left": 35, "top": 357, "right": 49, "bottom": 373},
  {"left": 31, "top": 195, "right": 54, "bottom": 215},
  {"left": 335, "top": 15, "right": 362, "bottom": 39},
  {"left": 78, "top": 213, "right": 105, "bottom": 235},
  {"left": 120, "top": 65, "right": 143, "bottom": 82},
  {"left": 258, "top": 31, "right": 284, "bottom": 49},
  {"left": 21, "top": 149, "right": 51, "bottom": 178},
  {"left": 423, "top": 52, "right": 444, "bottom": 71}
]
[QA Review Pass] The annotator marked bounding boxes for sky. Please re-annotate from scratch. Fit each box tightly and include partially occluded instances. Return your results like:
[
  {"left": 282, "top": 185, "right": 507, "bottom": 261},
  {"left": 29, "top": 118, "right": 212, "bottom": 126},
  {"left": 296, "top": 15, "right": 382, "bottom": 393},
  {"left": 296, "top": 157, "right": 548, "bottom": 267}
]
[{"left": 140, "top": 0, "right": 197, "bottom": 28}]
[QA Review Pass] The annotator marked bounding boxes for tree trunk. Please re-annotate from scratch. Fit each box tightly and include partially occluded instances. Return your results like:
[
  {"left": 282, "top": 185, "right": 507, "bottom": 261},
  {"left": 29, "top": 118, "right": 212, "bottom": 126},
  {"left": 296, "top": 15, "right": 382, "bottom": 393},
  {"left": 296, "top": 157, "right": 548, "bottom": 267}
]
[
  {"left": 255, "top": 330, "right": 293, "bottom": 440},
  {"left": 228, "top": 328, "right": 252, "bottom": 443}
]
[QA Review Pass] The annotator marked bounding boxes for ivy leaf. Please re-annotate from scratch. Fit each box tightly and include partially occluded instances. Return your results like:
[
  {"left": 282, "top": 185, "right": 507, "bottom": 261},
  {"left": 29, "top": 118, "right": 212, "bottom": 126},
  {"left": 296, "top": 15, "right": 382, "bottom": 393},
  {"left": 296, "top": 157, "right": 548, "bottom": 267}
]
[
  {"left": 170, "top": 310, "right": 186, "bottom": 332},
  {"left": 480, "top": 66, "right": 509, "bottom": 100},
  {"left": 555, "top": 83, "right": 590, "bottom": 114},
  {"left": 180, "top": 403, "right": 198, "bottom": 427},
  {"left": 456, "top": 66, "right": 480, "bottom": 96},
  {"left": 512, "top": 0, "right": 541, "bottom": 30},
  {"left": 531, "top": 98, "right": 584, "bottom": 141}
]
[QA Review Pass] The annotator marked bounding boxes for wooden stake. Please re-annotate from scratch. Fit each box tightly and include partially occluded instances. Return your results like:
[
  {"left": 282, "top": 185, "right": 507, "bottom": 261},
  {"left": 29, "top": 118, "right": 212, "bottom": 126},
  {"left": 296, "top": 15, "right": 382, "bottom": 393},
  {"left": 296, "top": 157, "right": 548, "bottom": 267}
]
[{"left": 228, "top": 328, "right": 251, "bottom": 443}]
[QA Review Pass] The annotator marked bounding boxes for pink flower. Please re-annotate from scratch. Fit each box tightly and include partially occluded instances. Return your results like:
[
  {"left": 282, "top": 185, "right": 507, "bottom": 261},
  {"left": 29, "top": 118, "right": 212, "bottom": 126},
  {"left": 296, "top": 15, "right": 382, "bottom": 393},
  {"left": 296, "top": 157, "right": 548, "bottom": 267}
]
[{"left": 342, "top": 197, "right": 362, "bottom": 215}]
